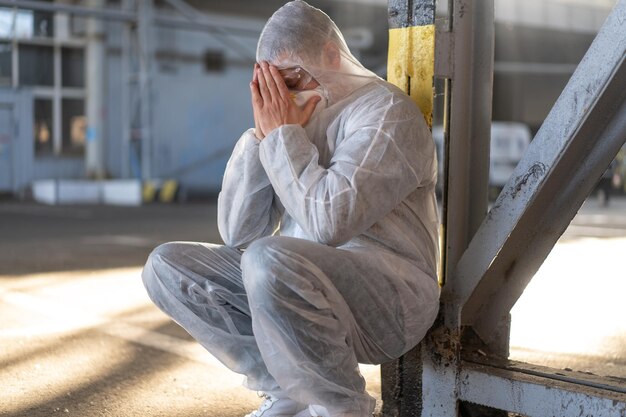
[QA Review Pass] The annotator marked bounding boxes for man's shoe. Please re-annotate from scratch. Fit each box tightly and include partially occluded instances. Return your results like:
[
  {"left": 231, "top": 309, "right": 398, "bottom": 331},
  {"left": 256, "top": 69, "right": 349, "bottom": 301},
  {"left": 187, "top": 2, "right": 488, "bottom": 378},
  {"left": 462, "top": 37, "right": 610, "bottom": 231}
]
[{"left": 244, "top": 392, "right": 308, "bottom": 417}]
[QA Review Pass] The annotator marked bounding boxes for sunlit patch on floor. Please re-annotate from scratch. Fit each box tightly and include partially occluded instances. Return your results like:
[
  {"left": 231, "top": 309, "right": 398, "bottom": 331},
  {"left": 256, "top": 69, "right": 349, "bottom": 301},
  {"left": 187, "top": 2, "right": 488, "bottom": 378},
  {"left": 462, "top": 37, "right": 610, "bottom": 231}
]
[{"left": 510, "top": 237, "right": 626, "bottom": 378}]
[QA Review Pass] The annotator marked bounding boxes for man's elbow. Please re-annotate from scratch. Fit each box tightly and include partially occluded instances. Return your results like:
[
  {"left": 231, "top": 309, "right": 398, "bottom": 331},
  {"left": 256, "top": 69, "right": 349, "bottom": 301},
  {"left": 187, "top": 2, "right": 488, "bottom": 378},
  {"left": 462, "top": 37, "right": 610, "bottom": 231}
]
[
  {"left": 218, "top": 222, "right": 248, "bottom": 249},
  {"left": 221, "top": 235, "right": 249, "bottom": 249},
  {"left": 314, "top": 225, "right": 352, "bottom": 247}
]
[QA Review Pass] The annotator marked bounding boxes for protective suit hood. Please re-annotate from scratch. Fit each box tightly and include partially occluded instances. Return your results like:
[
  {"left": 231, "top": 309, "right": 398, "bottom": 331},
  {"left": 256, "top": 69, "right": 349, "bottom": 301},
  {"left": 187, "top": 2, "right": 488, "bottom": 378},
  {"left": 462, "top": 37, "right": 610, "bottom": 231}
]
[{"left": 256, "top": 0, "right": 379, "bottom": 105}]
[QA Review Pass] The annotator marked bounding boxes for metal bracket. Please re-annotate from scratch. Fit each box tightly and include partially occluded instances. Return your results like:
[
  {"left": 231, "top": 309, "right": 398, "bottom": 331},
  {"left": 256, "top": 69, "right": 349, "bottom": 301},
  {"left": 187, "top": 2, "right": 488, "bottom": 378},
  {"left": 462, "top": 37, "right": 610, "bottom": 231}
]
[{"left": 459, "top": 361, "right": 626, "bottom": 416}]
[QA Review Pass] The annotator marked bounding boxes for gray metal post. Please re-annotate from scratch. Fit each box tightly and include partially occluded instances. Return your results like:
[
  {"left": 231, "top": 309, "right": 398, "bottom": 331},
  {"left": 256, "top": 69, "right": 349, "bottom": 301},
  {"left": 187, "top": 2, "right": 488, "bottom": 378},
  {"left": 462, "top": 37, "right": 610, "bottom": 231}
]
[
  {"left": 120, "top": 0, "right": 134, "bottom": 179},
  {"left": 85, "top": 0, "right": 106, "bottom": 178},
  {"left": 443, "top": 0, "right": 494, "bottom": 280},
  {"left": 137, "top": 0, "right": 154, "bottom": 181},
  {"left": 422, "top": 0, "right": 494, "bottom": 415},
  {"left": 382, "top": 1, "right": 436, "bottom": 415}
]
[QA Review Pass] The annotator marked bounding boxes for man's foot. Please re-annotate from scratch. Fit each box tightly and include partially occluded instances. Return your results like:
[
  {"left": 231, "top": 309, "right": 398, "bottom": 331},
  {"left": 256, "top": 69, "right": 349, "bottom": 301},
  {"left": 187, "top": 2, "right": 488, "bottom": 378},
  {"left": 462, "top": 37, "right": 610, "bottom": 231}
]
[{"left": 244, "top": 392, "right": 308, "bottom": 417}]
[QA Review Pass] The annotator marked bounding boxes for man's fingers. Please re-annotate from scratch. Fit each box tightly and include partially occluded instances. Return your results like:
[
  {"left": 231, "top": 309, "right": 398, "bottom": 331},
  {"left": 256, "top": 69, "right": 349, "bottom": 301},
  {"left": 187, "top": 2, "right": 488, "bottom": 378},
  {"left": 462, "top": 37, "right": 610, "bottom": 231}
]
[
  {"left": 256, "top": 66, "right": 271, "bottom": 101},
  {"left": 269, "top": 65, "right": 290, "bottom": 99},
  {"left": 250, "top": 81, "right": 263, "bottom": 107},
  {"left": 252, "top": 63, "right": 259, "bottom": 83},
  {"left": 300, "top": 96, "right": 321, "bottom": 125},
  {"left": 260, "top": 62, "right": 280, "bottom": 101},
  {"left": 250, "top": 81, "right": 265, "bottom": 139}
]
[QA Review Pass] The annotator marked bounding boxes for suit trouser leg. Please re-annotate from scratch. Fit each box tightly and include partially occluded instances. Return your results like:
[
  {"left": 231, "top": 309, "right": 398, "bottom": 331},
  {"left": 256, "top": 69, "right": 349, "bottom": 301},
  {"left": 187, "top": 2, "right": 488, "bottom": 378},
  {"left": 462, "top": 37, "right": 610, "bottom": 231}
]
[
  {"left": 241, "top": 236, "right": 440, "bottom": 417},
  {"left": 141, "top": 241, "right": 280, "bottom": 393}
]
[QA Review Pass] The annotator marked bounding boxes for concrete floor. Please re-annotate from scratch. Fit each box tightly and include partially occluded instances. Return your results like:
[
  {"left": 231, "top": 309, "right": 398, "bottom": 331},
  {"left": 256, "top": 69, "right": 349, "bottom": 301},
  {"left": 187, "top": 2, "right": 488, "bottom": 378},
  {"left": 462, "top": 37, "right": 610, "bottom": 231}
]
[{"left": 0, "top": 197, "right": 624, "bottom": 416}]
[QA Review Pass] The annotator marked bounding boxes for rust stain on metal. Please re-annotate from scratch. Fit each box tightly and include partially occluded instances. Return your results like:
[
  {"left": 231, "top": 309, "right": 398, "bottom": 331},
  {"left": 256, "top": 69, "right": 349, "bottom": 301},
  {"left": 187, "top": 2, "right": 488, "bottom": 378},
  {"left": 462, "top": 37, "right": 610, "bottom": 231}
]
[
  {"left": 426, "top": 324, "right": 460, "bottom": 366},
  {"left": 511, "top": 162, "right": 547, "bottom": 199}
]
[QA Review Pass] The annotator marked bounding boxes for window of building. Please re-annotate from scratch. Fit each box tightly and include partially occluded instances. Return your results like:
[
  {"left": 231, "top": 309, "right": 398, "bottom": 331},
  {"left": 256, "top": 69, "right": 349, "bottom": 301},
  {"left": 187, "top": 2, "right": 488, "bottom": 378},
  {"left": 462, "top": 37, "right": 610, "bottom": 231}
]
[
  {"left": 62, "top": 47, "right": 85, "bottom": 88},
  {"left": 2, "top": 4, "right": 85, "bottom": 157},
  {"left": 61, "top": 98, "right": 86, "bottom": 154},
  {"left": 22, "top": 42, "right": 86, "bottom": 157},
  {"left": 0, "top": 42, "right": 11, "bottom": 86},
  {"left": 0, "top": 7, "right": 54, "bottom": 39},
  {"left": 33, "top": 10, "right": 54, "bottom": 38},
  {"left": 34, "top": 99, "right": 54, "bottom": 155},
  {"left": 19, "top": 44, "right": 54, "bottom": 86}
]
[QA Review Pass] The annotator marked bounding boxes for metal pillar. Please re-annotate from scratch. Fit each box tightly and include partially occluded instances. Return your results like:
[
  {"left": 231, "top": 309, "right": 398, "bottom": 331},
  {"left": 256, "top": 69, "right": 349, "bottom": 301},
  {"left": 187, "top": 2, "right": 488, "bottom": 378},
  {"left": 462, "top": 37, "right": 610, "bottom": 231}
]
[
  {"left": 119, "top": 0, "right": 153, "bottom": 181},
  {"left": 137, "top": 0, "right": 154, "bottom": 181},
  {"left": 422, "top": 1, "right": 626, "bottom": 416},
  {"left": 120, "top": 0, "right": 134, "bottom": 179},
  {"left": 383, "top": 1, "right": 436, "bottom": 415},
  {"left": 85, "top": 0, "right": 106, "bottom": 178},
  {"left": 441, "top": 0, "right": 494, "bottom": 285},
  {"left": 449, "top": 0, "right": 626, "bottom": 343},
  {"left": 423, "top": 0, "right": 495, "bottom": 415}
]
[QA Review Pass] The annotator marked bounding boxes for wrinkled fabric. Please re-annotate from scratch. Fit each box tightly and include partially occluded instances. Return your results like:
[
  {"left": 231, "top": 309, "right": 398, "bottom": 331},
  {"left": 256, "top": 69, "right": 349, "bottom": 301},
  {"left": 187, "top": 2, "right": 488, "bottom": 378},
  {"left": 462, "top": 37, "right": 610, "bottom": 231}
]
[
  {"left": 143, "top": 1, "right": 440, "bottom": 416},
  {"left": 143, "top": 237, "right": 439, "bottom": 416}
]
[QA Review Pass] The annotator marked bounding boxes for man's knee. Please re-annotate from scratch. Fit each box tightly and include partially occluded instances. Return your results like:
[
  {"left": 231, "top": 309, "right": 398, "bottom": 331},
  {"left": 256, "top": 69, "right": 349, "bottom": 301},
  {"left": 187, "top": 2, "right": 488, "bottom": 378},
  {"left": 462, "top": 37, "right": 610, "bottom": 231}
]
[
  {"left": 241, "top": 236, "right": 294, "bottom": 295},
  {"left": 141, "top": 242, "right": 180, "bottom": 298}
]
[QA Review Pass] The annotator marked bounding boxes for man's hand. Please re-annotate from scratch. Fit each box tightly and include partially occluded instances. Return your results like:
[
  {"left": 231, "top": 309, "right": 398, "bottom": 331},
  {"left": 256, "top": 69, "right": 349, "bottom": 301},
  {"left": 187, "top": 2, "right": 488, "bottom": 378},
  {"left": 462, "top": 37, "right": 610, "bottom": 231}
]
[
  {"left": 250, "top": 61, "right": 321, "bottom": 139},
  {"left": 251, "top": 63, "right": 265, "bottom": 139}
]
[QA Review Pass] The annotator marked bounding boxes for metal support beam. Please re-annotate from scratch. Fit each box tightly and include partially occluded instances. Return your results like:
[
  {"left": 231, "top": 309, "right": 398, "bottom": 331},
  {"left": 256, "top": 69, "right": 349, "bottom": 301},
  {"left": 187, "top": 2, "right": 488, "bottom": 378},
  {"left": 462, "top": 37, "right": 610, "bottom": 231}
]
[
  {"left": 383, "top": 1, "right": 436, "bottom": 415},
  {"left": 442, "top": 0, "right": 494, "bottom": 281},
  {"left": 137, "top": 0, "right": 154, "bottom": 182},
  {"left": 421, "top": 324, "right": 461, "bottom": 416},
  {"left": 448, "top": 0, "right": 626, "bottom": 343},
  {"left": 421, "top": 0, "right": 495, "bottom": 415},
  {"left": 120, "top": 0, "right": 135, "bottom": 179},
  {"left": 85, "top": 0, "right": 106, "bottom": 179},
  {"left": 458, "top": 361, "right": 626, "bottom": 417}
]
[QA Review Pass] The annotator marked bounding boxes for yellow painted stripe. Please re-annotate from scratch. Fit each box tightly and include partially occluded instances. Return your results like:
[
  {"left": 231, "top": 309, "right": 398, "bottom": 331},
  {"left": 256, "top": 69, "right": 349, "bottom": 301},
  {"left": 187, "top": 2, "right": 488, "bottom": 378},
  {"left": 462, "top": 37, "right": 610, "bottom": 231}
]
[{"left": 387, "top": 25, "right": 435, "bottom": 128}]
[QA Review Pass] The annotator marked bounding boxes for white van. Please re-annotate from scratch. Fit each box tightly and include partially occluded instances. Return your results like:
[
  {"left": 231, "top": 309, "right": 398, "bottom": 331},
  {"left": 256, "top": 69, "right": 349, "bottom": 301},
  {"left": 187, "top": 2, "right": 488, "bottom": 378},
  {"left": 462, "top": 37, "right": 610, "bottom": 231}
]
[{"left": 432, "top": 122, "right": 532, "bottom": 197}]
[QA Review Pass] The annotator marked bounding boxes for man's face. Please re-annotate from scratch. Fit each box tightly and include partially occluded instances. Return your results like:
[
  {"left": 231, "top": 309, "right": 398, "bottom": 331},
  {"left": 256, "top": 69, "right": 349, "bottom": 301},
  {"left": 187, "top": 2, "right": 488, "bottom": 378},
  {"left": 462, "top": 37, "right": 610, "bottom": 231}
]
[{"left": 277, "top": 67, "right": 320, "bottom": 91}]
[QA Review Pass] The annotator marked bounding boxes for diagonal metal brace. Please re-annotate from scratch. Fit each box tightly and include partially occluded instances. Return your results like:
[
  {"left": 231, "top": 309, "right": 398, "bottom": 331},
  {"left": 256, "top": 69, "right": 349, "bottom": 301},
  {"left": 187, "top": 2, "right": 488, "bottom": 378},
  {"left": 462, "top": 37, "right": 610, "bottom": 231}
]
[{"left": 444, "top": 0, "right": 626, "bottom": 343}]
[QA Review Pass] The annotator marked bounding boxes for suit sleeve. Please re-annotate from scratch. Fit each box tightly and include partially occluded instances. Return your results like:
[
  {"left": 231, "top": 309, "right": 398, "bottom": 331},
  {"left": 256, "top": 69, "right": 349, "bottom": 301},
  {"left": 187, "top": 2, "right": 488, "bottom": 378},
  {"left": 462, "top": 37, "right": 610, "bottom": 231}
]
[
  {"left": 218, "top": 129, "right": 283, "bottom": 248},
  {"left": 258, "top": 96, "right": 436, "bottom": 247}
]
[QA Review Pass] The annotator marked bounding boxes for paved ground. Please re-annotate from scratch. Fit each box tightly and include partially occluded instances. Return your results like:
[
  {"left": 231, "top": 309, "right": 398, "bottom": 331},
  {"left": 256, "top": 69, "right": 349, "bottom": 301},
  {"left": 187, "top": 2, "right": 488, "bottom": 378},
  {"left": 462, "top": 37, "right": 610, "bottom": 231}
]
[{"left": 0, "top": 196, "right": 624, "bottom": 416}]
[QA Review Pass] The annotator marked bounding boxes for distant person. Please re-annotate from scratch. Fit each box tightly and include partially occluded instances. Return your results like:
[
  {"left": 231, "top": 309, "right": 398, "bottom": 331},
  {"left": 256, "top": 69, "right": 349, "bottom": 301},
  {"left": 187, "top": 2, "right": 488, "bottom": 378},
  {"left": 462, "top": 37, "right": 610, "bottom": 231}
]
[{"left": 141, "top": 1, "right": 440, "bottom": 416}]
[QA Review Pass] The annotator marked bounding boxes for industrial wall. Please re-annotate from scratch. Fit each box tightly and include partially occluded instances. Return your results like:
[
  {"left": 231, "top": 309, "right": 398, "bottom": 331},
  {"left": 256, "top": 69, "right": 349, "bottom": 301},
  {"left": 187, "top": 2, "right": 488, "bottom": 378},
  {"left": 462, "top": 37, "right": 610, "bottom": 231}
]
[
  {"left": 0, "top": 0, "right": 617, "bottom": 196},
  {"left": 0, "top": 11, "right": 259, "bottom": 194},
  {"left": 103, "top": 22, "right": 257, "bottom": 192}
]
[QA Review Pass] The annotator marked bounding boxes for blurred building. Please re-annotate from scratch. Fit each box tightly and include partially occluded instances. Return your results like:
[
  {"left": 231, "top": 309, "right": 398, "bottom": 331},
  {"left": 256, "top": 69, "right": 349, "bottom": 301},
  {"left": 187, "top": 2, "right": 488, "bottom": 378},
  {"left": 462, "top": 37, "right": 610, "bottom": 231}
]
[{"left": 0, "top": 0, "right": 616, "bottom": 196}]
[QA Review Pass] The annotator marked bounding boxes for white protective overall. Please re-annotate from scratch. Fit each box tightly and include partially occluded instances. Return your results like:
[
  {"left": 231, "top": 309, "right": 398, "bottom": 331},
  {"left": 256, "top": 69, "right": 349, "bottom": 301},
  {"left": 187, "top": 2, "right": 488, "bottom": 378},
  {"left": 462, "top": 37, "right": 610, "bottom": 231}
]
[{"left": 142, "top": 1, "right": 440, "bottom": 416}]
